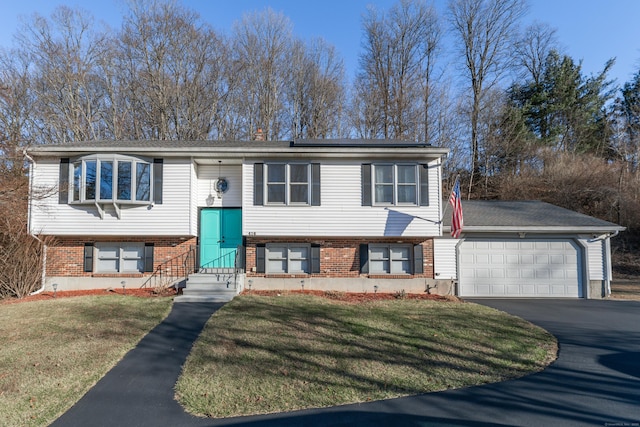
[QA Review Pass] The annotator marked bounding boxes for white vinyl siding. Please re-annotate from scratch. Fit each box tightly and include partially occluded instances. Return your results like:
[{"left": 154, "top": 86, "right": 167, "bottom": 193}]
[
  {"left": 243, "top": 160, "right": 441, "bottom": 237},
  {"left": 433, "top": 238, "right": 459, "bottom": 279},
  {"left": 581, "top": 237, "right": 606, "bottom": 280},
  {"left": 30, "top": 157, "right": 194, "bottom": 236},
  {"left": 196, "top": 164, "right": 242, "bottom": 208}
]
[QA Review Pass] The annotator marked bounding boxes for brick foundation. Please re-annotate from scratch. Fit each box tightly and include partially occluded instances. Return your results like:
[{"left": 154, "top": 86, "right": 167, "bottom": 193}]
[
  {"left": 245, "top": 237, "right": 434, "bottom": 279},
  {"left": 45, "top": 236, "right": 197, "bottom": 278}
]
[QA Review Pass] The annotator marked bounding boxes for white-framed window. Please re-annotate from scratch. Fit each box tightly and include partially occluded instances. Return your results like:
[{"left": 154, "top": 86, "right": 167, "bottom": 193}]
[
  {"left": 266, "top": 244, "right": 310, "bottom": 274},
  {"left": 369, "top": 244, "right": 412, "bottom": 274},
  {"left": 265, "top": 163, "right": 310, "bottom": 205},
  {"left": 373, "top": 164, "right": 417, "bottom": 205},
  {"left": 94, "top": 243, "right": 145, "bottom": 273},
  {"left": 362, "top": 163, "right": 428, "bottom": 207},
  {"left": 70, "top": 155, "right": 152, "bottom": 204}
]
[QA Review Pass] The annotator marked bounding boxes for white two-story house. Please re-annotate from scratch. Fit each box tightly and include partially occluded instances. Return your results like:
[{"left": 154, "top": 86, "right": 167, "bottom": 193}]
[{"left": 26, "top": 139, "right": 623, "bottom": 299}]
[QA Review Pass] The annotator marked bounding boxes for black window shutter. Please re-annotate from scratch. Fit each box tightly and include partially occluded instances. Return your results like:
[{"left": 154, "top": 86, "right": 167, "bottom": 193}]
[
  {"left": 83, "top": 243, "right": 94, "bottom": 272},
  {"left": 59, "top": 158, "right": 70, "bottom": 204},
  {"left": 254, "top": 163, "right": 264, "bottom": 206},
  {"left": 419, "top": 164, "right": 429, "bottom": 206},
  {"left": 144, "top": 243, "right": 154, "bottom": 273},
  {"left": 256, "top": 244, "right": 266, "bottom": 273},
  {"left": 153, "top": 159, "right": 163, "bottom": 204},
  {"left": 361, "top": 164, "right": 372, "bottom": 206},
  {"left": 359, "top": 243, "right": 369, "bottom": 274},
  {"left": 414, "top": 244, "right": 424, "bottom": 274},
  {"left": 311, "top": 163, "right": 321, "bottom": 206},
  {"left": 310, "top": 244, "right": 321, "bottom": 274}
]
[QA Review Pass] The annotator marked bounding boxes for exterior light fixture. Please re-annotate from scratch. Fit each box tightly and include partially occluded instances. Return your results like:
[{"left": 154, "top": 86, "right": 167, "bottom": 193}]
[
  {"left": 121, "top": 280, "right": 126, "bottom": 295},
  {"left": 300, "top": 279, "right": 305, "bottom": 291},
  {"left": 248, "top": 279, "right": 253, "bottom": 290},
  {"left": 52, "top": 283, "right": 58, "bottom": 298},
  {"left": 374, "top": 285, "right": 378, "bottom": 294},
  {"left": 206, "top": 193, "right": 215, "bottom": 206}
]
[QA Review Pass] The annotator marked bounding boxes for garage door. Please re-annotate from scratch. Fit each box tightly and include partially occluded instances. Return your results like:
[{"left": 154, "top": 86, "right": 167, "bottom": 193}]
[{"left": 459, "top": 239, "right": 582, "bottom": 298}]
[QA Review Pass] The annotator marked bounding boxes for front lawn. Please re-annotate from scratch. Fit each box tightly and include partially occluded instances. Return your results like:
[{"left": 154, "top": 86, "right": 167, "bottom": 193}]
[
  {"left": 176, "top": 294, "right": 557, "bottom": 418},
  {"left": 0, "top": 295, "right": 172, "bottom": 427}
]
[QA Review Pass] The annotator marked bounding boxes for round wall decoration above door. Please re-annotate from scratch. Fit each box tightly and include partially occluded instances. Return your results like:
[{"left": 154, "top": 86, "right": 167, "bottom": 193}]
[{"left": 215, "top": 178, "right": 229, "bottom": 194}]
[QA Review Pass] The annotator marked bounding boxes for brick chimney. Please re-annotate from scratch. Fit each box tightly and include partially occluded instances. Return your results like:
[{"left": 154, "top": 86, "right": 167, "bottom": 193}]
[{"left": 254, "top": 128, "right": 264, "bottom": 141}]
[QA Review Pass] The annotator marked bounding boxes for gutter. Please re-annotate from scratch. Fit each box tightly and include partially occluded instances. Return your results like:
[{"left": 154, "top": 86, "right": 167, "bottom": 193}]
[{"left": 23, "top": 150, "right": 48, "bottom": 295}]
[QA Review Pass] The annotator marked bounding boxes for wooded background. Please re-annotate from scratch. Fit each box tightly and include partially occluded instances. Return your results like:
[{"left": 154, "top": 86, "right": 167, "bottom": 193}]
[{"left": 3, "top": 0, "right": 640, "bottom": 296}]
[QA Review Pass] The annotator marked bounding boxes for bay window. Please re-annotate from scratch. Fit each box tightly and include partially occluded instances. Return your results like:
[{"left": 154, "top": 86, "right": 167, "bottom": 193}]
[{"left": 69, "top": 155, "right": 152, "bottom": 204}]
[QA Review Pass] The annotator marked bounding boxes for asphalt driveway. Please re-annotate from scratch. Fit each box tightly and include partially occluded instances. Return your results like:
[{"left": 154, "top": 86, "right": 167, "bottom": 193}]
[{"left": 52, "top": 299, "right": 640, "bottom": 427}]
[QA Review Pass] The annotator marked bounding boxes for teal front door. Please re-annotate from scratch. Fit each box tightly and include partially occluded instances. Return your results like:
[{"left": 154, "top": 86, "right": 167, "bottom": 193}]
[{"left": 200, "top": 208, "right": 242, "bottom": 268}]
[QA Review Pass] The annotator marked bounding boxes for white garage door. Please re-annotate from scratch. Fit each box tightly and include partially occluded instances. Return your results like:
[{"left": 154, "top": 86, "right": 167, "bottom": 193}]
[{"left": 459, "top": 239, "right": 582, "bottom": 298}]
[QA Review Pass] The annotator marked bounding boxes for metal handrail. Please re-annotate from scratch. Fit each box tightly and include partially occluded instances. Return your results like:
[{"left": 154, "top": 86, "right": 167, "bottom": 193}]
[
  {"left": 199, "top": 249, "right": 237, "bottom": 271},
  {"left": 140, "top": 246, "right": 197, "bottom": 289}
]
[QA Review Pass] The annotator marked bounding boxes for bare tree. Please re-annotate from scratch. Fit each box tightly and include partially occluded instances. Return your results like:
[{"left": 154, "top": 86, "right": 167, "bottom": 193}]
[
  {"left": 116, "top": 0, "right": 229, "bottom": 140},
  {"left": 354, "top": 0, "right": 441, "bottom": 140},
  {"left": 286, "top": 38, "right": 346, "bottom": 139},
  {"left": 16, "top": 6, "right": 110, "bottom": 143},
  {"left": 231, "top": 8, "right": 292, "bottom": 140},
  {"left": 448, "top": 0, "right": 526, "bottom": 195},
  {"left": 515, "top": 21, "right": 558, "bottom": 85}
]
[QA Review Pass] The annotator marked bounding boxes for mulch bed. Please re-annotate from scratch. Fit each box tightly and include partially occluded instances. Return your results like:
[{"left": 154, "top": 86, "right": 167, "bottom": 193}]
[
  {"left": 2, "top": 288, "right": 458, "bottom": 305},
  {"left": 241, "top": 289, "right": 458, "bottom": 303}
]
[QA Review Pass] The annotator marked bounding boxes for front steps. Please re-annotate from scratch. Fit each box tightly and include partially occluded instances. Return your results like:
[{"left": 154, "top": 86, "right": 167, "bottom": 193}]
[{"left": 174, "top": 272, "right": 237, "bottom": 303}]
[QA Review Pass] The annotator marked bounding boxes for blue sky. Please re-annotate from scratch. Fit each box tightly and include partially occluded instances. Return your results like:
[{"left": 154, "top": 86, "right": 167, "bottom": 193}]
[{"left": 1, "top": 0, "right": 639, "bottom": 89}]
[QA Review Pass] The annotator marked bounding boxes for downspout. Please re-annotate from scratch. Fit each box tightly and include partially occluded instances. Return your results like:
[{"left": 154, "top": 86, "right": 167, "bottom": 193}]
[
  {"left": 23, "top": 150, "right": 48, "bottom": 295},
  {"left": 605, "top": 230, "right": 619, "bottom": 296}
]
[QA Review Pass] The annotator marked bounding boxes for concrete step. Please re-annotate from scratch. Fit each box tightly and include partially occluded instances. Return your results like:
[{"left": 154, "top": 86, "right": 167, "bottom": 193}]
[
  {"left": 184, "top": 282, "right": 234, "bottom": 292},
  {"left": 182, "top": 288, "right": 236, "bottom": 298},
  {"left": 174, "top": 272, "right": 238, "bottom": 303},
  {"left": 187, "top": 273, "right": 234, "bottom": 285},
  {"left": 174, "top": 294, "right": 234, "bottom": 303}
]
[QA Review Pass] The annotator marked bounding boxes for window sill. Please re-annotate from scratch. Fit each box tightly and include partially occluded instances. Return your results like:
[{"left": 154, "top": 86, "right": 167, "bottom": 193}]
[
  {"left": 263, "top": 204, "right": 311, "bottom": 207},
  {"left": 265, "top": 273, "right": 310, "bottom": 278},
  {"left": 92, "top": 273, "right": 145, "bottom": 278},
  {"left": 367, "top": 274, "right": 413, "bottom": 279},
  {"left": 70, "top": 201, "right": 150, "bottom": 206}
]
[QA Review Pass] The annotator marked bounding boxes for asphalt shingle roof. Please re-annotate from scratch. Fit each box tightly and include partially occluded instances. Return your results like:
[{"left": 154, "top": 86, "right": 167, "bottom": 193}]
[{"left": 443, "top": 200, "right": 623, "bottom": 232}]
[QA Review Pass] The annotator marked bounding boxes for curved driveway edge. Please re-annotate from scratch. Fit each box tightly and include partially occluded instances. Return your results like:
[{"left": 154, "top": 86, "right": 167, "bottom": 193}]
[
  {"left": 202, "top": 299, "right": 640, "bottom": 427},
  {"left": 52, "top": 299, "right": 640, "bottom": 427}
]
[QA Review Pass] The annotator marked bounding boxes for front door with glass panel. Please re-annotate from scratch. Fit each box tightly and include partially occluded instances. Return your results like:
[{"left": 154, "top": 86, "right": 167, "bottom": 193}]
[{"left": 200, "top": 208, "right": 242, "bottom": 269}]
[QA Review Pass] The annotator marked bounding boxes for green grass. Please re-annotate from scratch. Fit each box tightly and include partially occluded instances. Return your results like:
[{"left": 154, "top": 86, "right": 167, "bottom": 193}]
[
  {"left": 176, "top": 294, "right": 557, "bottom": 418},
  {"left": 0, "top": 296, "right": 172, "bottom": 427}
]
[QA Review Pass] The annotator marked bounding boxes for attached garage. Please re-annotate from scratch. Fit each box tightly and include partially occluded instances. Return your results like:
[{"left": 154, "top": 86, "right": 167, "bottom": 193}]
[
  {"left": 458, "top": 238, "right": 582, "bottom": 298},
  {"left": 436, "top": 200, "right": 625, "bottom": 299}
]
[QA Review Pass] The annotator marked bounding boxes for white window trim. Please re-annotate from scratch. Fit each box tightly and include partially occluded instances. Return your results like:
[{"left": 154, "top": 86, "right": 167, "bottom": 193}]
[
  {"left": 369, "top": 244, "right": 413, "bottom": 274},
  {"left": 70, "top": 154, "right": 152, "bottom": 206},
  {"left": 371, "top": 164, "right": 418, "bottom": 206},
  {"left": 264, "top": 163, "right": 311, "bottom": 206},
  {"left": 95, "top": 242, "right": 145, "bottom": 273},
  {"left": 266, "top": 243, "right": 311, "bottom": 274}
]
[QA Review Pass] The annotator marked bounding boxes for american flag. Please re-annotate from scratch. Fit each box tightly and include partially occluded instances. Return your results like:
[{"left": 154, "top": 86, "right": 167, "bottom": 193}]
[{"left": 449, "top": 178, "right": 463, "bottom": 238}]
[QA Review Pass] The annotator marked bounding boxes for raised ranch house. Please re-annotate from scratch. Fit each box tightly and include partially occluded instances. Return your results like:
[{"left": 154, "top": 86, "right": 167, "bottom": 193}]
[{"left": 26, "top": 139, "right": 623, "bottom": 300}]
